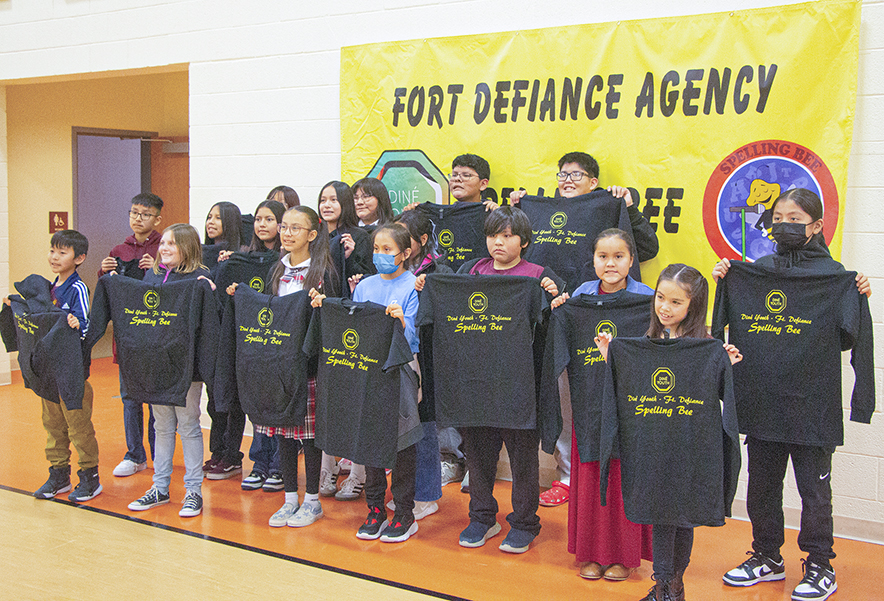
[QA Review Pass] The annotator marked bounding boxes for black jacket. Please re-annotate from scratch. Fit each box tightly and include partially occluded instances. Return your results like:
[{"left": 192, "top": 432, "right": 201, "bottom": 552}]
[
  {"left": 329, "top": 227, "right": 374, "bottom": 299},
  {"left": 215, "top": 286, "right": 314, "bottom": 425},
  {"left": 2, "top": 275, "right": 87, "bottom": 409},
  {"left": 87, "top": 274, "right": 220, "bottom": 406}
]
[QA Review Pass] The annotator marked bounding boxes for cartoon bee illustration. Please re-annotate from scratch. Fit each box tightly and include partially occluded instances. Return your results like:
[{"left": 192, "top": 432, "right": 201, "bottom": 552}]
[{"left": 746, "top": 179, "right": 781, "bottom": 240}]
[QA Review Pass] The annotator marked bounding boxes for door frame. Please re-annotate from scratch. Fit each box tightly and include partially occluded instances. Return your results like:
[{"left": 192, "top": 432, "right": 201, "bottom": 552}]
[{"left": 71, "top": 126, "right": 157, "bottom": 229}]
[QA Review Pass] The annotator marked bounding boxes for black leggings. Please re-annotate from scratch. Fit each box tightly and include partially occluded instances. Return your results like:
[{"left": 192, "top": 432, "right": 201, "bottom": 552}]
[
  {"left": 652, "top": 524, "right": 694, "bottom": 581},
  {"left": 278, "top": 437, "right": 321, "bottom": 495}
]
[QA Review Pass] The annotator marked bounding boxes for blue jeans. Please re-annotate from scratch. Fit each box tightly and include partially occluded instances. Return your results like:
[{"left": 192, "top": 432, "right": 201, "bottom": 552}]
[
  {"left": 152, "top": 382, "right": 204, "bottom": 495},
  {"left": 121, "top": 372, "right": 155, "bottom": 464},
  {"left": 414, "top": 421, "right": 442, "bottom": 502},
  {"left": 248, "top": 431, "right": 280, "bottom": 476}
]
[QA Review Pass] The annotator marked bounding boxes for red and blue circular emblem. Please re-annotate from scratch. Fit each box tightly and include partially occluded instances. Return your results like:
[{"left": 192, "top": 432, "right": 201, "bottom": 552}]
[{"left": 703, "top": 139, "right": 839, "bottom": 262}]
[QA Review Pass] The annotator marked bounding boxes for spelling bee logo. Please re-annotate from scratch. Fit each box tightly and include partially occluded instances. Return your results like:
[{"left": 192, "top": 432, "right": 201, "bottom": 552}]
[
  {"left": 595, "top": 320, "right": 617, "bottom": 339},
  {"left": 702, "top": 139, "right": 839, "bottom": 262},
  {"left": 652, "top": 368, "right": 675, "bottom": 394},
  {"left": 249, "top": 277, "right": 265, "bottom": 293},
  {"left": 257, "top": 308, "right": 273, "bottom": 328},
  {"left": 550, "top": 212, "right": 568, "bottom": 230},
  {"left": 342, "top": 329, "right": 359, "bottom": 350},
  {"left": 469, "top": 292, "right": 488, "bottom": 314},
  {"left": 438, "top": 229, "right": 454, "bottom": 248},
  {"left": 143, "top": 290, "right": 160, "bottom": 310},
  {"left": 765, "top": 290, "right": 787, "bottom": 314}
]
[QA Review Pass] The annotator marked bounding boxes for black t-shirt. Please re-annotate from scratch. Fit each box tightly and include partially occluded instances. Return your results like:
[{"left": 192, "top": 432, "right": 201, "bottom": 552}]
[
  {"left": 215, "top": 285, "right": 313, "bottom": 426},
  {"left": 415, "top": 202, "right": 490, "bottom": 271},
  {"left": 542, "top": 291, "right": 653, "bottom": 461},
  {"left": 599, "top": 337, "right": 740, "bottom": 527},
  {"left": 519, "top": 191, "right": 641, "bottom": 293},
  {"left": 711, "top": 261, "right": 875, "bottom": 446},
  {"left": 304, "top": 298, "right": 415, "bottom": 469},
  {"left": 415, "top": 273, "right": 546, "bottom": 432},
  {"left": 87, "top": 275, "right": 219, "bottom": 407}
]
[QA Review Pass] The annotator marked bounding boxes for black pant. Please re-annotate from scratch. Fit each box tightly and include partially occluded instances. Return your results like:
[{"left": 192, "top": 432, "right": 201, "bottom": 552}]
[
  {"left": 206, "top": 389, "right": 245, "bottom": 464},
  {"left": 278, "top": 437, "right": 321, "bottom": 495},
  {"left": 365, "top": 444, "right": 417, "bottom": 521},
  {"left": 461, "top": 426, "right": 540, "bottom": 536},
  {"left": 652, "top": 524, "right": 694, "bottom": 581},
  {"left": 747, "top": 436, "right": 835, "bottom": 566}
]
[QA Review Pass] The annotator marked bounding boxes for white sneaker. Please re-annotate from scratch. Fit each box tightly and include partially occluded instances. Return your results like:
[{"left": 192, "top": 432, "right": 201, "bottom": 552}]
[
  {"left": 319, "top": 466, "right": 339, "bottom": 497},
  {"left": 113, "top": 459, "right": 147, "bottom": 477},
  {"left": 441, "top": 460, "right": 465, "bottom": 486},
  {"left": 413, "top": 500, "right": 439, "bottom": 520},
  {"left": 335, "top": 474, "right": 365, "bottom": 501},
  {"left": 269, "top": 502, "right": 298, "bottom": 527},
  {"left": 287, "top": 500, "right": 324, "bottom": 527},
  {"left": 385, "top": 499, "right": 439, "bottom": 520}
]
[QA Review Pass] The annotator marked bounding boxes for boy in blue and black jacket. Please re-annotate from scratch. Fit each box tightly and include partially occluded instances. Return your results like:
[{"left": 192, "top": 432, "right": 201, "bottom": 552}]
[{"left": 8, "top": 230, "right": 101, "bottom": 502}]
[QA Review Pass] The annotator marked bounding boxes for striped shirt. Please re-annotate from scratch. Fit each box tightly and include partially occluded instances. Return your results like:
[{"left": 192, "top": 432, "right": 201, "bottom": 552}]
[{"left": 52, "top": 271, "right": 90, "bottom": 338}]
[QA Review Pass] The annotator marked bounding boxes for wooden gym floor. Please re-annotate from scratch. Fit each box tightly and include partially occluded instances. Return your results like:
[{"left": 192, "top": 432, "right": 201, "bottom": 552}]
[{"left": 1, "top": 357, "right": 882, "bottom": 600}]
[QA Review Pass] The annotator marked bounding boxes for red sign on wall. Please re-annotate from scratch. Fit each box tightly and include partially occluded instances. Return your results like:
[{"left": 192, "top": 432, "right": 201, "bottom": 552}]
[{"left": 49, "top": 212, "right": 68, "bottom": 233}]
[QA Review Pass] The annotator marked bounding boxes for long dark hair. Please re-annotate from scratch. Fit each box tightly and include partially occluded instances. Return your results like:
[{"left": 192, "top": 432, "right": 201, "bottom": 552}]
[
  {"left": 266, "top": 185, "right": 300, "bottom": 208},
  {"left": 647, "top": 263, "right": 709, "bottom": 339},
  {"left": 319, "top": 181, "right": 359, "bottom": 231},
  {"left": 352, "top": 177, "right": 394, "bottom": 226},
  {"left": 269, "top": 206, "right": 339, "bottom": 297},
  {"left": 247, "top": 200, "right": 286, "bottom": 252},
  {"left": 394, "top": 210, "right": 436, "bottom": 269},
  {"left": 205, "top": 201, "right": 242, "bottom": 249}
]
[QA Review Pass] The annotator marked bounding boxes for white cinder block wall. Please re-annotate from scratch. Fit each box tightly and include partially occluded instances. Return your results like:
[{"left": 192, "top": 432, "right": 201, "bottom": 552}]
[{"left": 1, "top": 0, "right": 883, "bottom": 541}]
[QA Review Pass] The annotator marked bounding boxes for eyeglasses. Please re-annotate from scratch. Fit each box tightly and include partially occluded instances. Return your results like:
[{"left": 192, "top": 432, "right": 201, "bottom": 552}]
[
  {"left": 556, "top": 171, "right": 590, "bottom": 182},
  {"left": 129, "top": 210, "right": 158, "bottom": 221},
  {"left": 278, "top": 224, "right": 310, "bottom": 235},
  {"left": 447, "top": 172, "right": 478, "bottom": 182},
  {"left": 353, "top": 195, "right": 375, "bottom": 204}
]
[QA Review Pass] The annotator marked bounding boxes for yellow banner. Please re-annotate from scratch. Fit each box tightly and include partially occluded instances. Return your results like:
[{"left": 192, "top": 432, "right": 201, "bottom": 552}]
[{"left": 341, "top": 0, "right": 860, "bottom": 281}]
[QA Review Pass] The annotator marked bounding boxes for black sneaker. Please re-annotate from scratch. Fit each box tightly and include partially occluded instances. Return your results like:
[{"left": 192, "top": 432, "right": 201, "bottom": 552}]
[
  {"left": 263, "top": 472, "right": 284, "bottom": 492},
  {"left": 241, "top": 470, "right": 267, "bottom": 491},
  {"left": 723, "top": 551, "right": 786, "bottom": 586},
  {"left": 68, "top": 467, "right": 102, "bottom": 502},
  {"left": 356, "top": 506, "right": 388, "bottom": 540},
  {"left": 178, "top": 491, "right": 203, "bottom": 517},
  {"left": 380, "top": 515, "right": 418, "bottom": 543},
  {"left": 34, "top": 466, "right": 72, "bottom": 499},
  {"left": 128, "top": 487, "right": 171, "bottom": 511},
  {"left": 206, "top": 459, "right": 242, "bottom": 480},
  {"left": 791, "top": 559, "right": 836, "bottom": 601}
]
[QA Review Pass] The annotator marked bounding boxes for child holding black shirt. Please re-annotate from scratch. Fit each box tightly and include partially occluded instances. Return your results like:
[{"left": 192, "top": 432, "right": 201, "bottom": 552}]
[
  {"left": 16, "top": 230, "right": 101, "bottom": 502},
  {"left": 714, "top": 189, "right": 873, "bottom": 601},
  {"left": 455, "top": 207, "right": 560, "bottom": 554}
]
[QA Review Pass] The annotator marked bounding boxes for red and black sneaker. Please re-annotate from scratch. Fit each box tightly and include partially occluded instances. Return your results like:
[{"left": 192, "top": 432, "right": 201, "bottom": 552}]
[
  {"left": 380, "top": 514, "right": 418, "bottom": 543},
  {"left": 356, "top": 506, "right": 388, "bottom": 540}
]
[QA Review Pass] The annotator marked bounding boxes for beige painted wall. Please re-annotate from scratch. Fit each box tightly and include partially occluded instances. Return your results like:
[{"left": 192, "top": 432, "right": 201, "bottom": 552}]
[{"left": 6, "top": 70, "right": 188, "bottom": 286}]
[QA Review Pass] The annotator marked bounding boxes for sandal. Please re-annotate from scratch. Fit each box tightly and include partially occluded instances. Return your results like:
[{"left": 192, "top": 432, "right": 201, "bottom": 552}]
[{"left": 539, "top": 481, "right": 569, "bottom": 506}]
